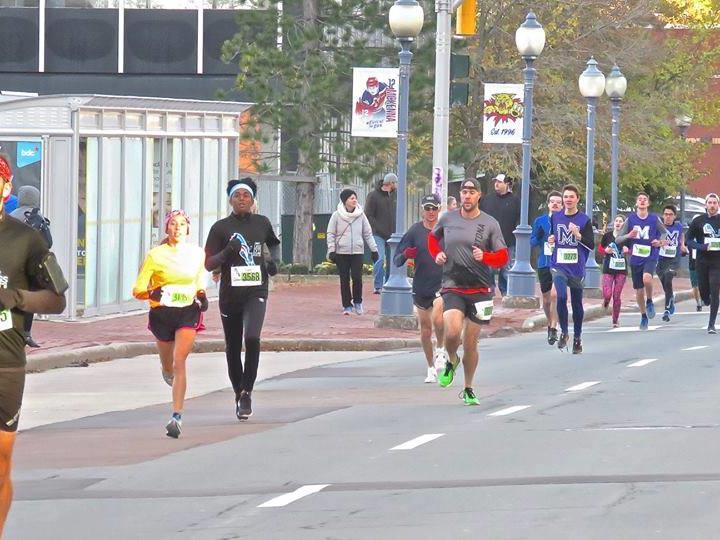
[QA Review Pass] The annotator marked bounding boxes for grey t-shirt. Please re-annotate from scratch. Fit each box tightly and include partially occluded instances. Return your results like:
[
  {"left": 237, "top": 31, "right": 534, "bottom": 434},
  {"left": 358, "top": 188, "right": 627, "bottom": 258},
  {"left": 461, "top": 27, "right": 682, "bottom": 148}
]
[{"left": 432, "top": 210, "right": 506, "bottom": 289}]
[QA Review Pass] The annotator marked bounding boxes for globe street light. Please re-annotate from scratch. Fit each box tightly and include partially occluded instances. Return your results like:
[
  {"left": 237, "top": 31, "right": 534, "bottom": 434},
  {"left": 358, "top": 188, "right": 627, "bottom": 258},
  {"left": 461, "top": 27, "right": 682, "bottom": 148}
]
[
  {"left": 578, "top": 57, "right": 605, "bottom": 291},
  {"left": 505, "top": 11, "right": 546, "bottom": 307},
  {"left": 605, "top": 65, "right": 627, "bottom": 223},
  {"left": 380, "top": 0, "right": 424, "bottom": 320},
  {"left": 675, "top": 114, "right": 692, "bottom": 227}
]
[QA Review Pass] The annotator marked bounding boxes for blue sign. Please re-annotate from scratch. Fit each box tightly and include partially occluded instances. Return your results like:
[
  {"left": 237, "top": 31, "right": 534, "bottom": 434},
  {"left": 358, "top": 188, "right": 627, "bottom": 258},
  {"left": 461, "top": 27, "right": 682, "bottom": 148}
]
[{"left": 17, "top": 141, "right": 42, "bottom": 168}]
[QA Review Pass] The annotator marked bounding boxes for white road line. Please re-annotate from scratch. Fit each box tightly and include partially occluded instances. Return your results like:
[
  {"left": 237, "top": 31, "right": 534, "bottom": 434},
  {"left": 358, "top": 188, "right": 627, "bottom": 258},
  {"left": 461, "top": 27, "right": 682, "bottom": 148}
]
[
  {"left": 628, "top": 358, "right": 658, "bottom": 368},
  {"left": 390, "top": 433, "right": 444, "bottom": 451},
  {"left": 258, "top": 484, "right": 330, "bottom": 508},
  {"left": 488, "top": 405, "right": 531, "bottom": 417},
  {"left": 608, "top": 326, "right": 660, "bottom": 333},
  {"left": 683, "top": 345, "right": 709, "bottom": 351},
  {"left": 565, "top": 381, "right": 601, "bottom": 392}
]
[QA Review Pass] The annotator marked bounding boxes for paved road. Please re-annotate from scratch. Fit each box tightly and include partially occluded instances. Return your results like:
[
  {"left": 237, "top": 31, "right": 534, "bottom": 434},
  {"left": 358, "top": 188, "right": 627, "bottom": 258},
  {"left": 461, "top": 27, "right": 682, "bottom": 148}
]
[{"left": 7, "top": 300, "right": 720, "bottom": 539}]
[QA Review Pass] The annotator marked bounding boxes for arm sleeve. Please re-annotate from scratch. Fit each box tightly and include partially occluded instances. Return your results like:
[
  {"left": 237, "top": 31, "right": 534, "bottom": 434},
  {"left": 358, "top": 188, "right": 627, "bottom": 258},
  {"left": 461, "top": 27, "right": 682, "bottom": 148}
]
[
  {"left": 326, "top": 213, "right": 337, "bottom": 254},
  {"left": 614, "top": 219, "right": 632, "bottom": 244},
  {"left": 428, "top": 231, "right": 442, "bottom": 258},
  {"left": 581, "top": 220, "right": 595, "bottom": 250},
  {"left": 132, "top": 253, "right": 155, "bottom": 300},
  {"left": 530, "top": 218, "right": 544, "bottom": 248},
  {"left": 600, "top": 232, "right": 611, "bottom": 248},
  {"left": 364, "top": 193, "right": 377, "bottom": 230},
  {"left": 362, "top": 215, "right": 378, "bottom": 252},
  {"left": 393, "top": 228, "right": 412, "bottom": 267},
  {"left": 269, "top": 244, "right": 281, "bottom": 263},
  {"left": 204, "top": 225, "right": 228, "bottom": 271},
  {"left": 656, "top": 218, "right": 668, "bottom": 240},
  {"left": 195, "top": 254, "right": 207, "bottom": 292},
  {"left": 483, "top": 247, "right": 509, "bottom": 269},
  {"left": 265, "top": 217, "right": 281, "bottom": 247},
  {"left": 686, "top": 219, "right": 704, "bottom": 250},
  {"left": 17, "top": 289, "right": 66, "bottom": 314}
]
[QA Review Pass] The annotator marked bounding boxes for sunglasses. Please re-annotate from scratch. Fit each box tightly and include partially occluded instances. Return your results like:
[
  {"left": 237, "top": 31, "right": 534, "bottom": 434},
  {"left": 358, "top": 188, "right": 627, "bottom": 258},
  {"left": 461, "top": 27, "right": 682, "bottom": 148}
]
[{"left": 423, "top": 205, "right": 439, "bottom": 211}]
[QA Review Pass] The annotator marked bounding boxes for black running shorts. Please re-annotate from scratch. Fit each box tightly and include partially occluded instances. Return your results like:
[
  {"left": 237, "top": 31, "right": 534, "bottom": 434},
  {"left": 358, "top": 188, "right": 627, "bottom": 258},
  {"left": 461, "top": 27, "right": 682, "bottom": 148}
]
[
  {"left": 148, "top": 304, "right": 202, "bottom": 342},
  {"left": 0, "top": 367, "right": 25, "bottom": 433},
  {"left": 537, "top": 267, "right": 553, "bottom": 294},
  {"left": 441, "top": 290, "right": 493, "bottom": 325},
  {"left": 631, "top": 259, "right": 658, "bottom": 290},
  {"left": 413, "top": 291, "right": 440, "bottom": 311}
]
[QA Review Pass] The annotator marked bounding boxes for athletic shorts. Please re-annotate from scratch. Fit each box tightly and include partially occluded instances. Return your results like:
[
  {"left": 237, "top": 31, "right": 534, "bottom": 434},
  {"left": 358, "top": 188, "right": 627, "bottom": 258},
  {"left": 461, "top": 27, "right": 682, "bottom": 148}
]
[
  {"left": 631, "top": 259, "right": 657, "bottom": 290},
  {"left": 690, "top": 269, "right": 699, "bottom": 288},
  {"left": 413, "top": 291, "right": 440, "bottom": 310},
  {"left": 656, "top": 257, "right": 679, "bottom": 278},
  {"left": 441, "top": 290, "right": 493, "bottom": 325},
  {"left": 0, "top": 367, "right": 25, "bottom": 433},
  {"left": 537, "top": 267, "right": 553, "bottom": 294},
  {"left": 148, "top": 304, "right": 202, "bottom": 342}
]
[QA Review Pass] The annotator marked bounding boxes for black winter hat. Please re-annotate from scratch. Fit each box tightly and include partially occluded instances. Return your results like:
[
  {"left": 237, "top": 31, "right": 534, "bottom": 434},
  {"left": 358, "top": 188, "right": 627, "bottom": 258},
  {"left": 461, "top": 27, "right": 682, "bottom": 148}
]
[
  {"left": 227, "top": 177, "right": 257, "bottom": 199},
  {"left": 340, "top": 188, "right": 357, "bottom": 204}
]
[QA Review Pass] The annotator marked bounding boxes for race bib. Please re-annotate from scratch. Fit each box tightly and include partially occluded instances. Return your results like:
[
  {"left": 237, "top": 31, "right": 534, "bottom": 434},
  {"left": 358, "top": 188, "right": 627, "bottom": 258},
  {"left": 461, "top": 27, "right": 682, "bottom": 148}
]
[
  {"left": 0, "top": 309, "right": 12, "bottom": 332},
  {"left": 557, "top": 248, "right": 578, "bottom": 264},
  {"left": 659, "top": 245, "right": 677, "bottom": 258},
  {"left": 705, "top": 238, "right": 720, "bottom": 251},
  {"left": 543, "top": 242, "right": 554, "bottom": 256},
  {"left": 632, "top": 244, "right": 651, "bottom": 258},
  {"left": 692, "top": 248, "right": 697, "bottom": 259},
  {"left": 231, "top": 265, "right": 262, "bottom": 287},
  {"left": 159, "top": 285, "right": 196, "bottom": 308},
  {"left": 609, "top": 257, "right": 626, "bottom": 271},
  {"left": 473, "top": 300, "right": 493, "bottom": 322}
]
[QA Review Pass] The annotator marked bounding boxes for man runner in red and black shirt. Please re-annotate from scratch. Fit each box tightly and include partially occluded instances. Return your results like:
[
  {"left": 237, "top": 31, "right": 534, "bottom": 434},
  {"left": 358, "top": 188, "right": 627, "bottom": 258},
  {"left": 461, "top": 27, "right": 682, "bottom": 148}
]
[{"left": 428, "top": 178, "right": 508, "bottom": 405}]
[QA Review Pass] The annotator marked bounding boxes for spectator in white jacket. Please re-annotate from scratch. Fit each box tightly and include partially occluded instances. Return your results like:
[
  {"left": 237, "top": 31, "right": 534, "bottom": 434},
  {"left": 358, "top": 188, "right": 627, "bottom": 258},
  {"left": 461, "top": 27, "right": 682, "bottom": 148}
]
[{"left": 327, "top": 189, "right": 379, "bottom": 315}]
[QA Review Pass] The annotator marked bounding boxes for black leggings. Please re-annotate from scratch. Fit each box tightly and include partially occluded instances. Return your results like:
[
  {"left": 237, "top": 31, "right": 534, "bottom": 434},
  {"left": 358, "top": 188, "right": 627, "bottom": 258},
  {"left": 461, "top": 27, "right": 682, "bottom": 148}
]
[
  {"left": 657, "top": 263, "right": 677, "bottom": 309},
  {"left": 220, "top": 296, "right": 267, "bottom": 397},
  {"left": 335, "top": 254, "right": 364, "bottom": 308},
  {"left": 696, "top": 261, "right": 720, "bottom": 327}
]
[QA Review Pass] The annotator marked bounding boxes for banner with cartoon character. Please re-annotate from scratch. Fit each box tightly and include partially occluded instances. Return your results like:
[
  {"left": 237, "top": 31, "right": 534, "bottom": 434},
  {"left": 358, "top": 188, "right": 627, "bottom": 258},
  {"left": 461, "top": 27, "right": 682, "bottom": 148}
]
[
  {"left": 351, "top": 68, "right": 399, "bottom": 138},
  {"left": 482, "top": 84, "right": 524, "bottom": 144}
]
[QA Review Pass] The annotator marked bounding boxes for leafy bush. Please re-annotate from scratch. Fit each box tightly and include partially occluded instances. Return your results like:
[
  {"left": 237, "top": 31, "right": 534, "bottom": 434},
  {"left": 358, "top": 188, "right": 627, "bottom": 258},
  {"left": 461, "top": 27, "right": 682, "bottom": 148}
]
[
  {"left": 314, "top": 262, "right": 338, "bottom": 275},
  {"left": 286, "top": 263, "right": 310, "bottom": 275}
]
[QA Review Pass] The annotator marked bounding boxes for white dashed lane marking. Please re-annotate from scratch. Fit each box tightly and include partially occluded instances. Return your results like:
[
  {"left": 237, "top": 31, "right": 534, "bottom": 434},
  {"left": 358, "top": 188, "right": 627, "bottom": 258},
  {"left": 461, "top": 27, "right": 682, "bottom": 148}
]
[
  {"left": 683, "top": 346, "right": 709, "bottom": 351},
  {"left": 390, "top": 433, "right": 444, "bottom": 451},
  {"left": 258, "top": 484, "right": 330, "bottom": 508},
  {"left": 565, "top": 381, "right": 601, "bottom": 392},
  {"left": 488, "top": 405, "right": 531, "bottom": 417},
  {"left": 628, "top": 358, "right": 658, "bottom": 368}
]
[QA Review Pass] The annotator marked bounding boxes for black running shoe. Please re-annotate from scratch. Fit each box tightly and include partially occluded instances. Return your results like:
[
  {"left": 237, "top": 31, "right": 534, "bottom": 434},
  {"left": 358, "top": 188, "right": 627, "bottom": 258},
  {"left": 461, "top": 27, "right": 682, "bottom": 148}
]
[
  {"left": 558, "top": 333, "right": 569, "bottom": 350},
  {"left": 572, "top": 337, "right": 583, "bottom": 354},
  {"left": 25, "top": 335, "right": 40, "bottom": 348},
  {"left": 697, "top": 304, "right": 703, "bottom": 312},
  {"left": 547, "top": 327, "right": 558, "bottom": 346},
  {"left": 165, "top": 417, "right": 181, "bottom": 439},
  {"left": 662, "top": 311, "right": 670, "bottom": 322},
  {"left": 238, "top": 391, "right": 252, "bottom": 418}
]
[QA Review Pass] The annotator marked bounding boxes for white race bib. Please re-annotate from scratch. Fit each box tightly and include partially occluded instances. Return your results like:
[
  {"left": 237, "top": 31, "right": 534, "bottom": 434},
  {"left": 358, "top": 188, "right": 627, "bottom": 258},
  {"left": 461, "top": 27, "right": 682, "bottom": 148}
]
[
  {"left": 159, "top": 285, "right": 196, "bottom": 308},
  {"left": 705, "top": 238, "right": 720, "bottom": 252},
  {"left": 632, "top": 244, "right": 651, "bottom": 258},
  {"left": 609, "top": 257, "right": 626, "bottom": 271},
  {"left": 543, "top": 242, "right": 554, "bottom": 256},
  {"left": 557, "top": 248, "right": 579, "bottom": 264},
  {"left": 692, "top": 248, "right": 698, "bottom": 259},
  {"left": 473, "top": 300, "right": 493, "bottom": 322},
  {"left": 0, "top": 309, "right": 12, "bottom": 332},
  {"left": 231, "top": 265, "right": 262, "bottom": 287},
  {"left": 659, "top": 245, "right": 677, "bottom": 258}
]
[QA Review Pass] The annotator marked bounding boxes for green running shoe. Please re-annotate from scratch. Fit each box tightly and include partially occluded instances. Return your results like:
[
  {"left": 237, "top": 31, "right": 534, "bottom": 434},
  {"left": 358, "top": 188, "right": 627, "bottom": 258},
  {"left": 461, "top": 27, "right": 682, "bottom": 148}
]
[
  {"left": 438, "top": 360, "right": 457, "bottom": 388},
  {"left": 459, "top": 387, "right": 480, "bottom": 406}
]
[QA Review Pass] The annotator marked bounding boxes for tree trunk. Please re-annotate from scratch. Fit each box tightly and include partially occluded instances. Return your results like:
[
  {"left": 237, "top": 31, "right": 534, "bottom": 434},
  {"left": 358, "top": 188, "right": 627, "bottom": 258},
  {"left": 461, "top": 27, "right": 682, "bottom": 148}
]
[{"left": 293, "top": 179, "right": 315, "bottom": 268}]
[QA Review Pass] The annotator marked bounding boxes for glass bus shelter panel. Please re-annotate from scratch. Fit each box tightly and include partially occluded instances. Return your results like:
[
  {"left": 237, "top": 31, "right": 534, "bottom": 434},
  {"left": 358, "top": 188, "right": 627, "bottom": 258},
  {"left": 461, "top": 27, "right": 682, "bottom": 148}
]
[
  {"left": 122, "top": 137, "right": 143, "bottom": 303},
  {"left": 202, "top": 138, "right": 219, "bottom": 244},
  {"left": 99, "top": 137, "right": 121, "bottom": 307},
  {"left": 184, "top": 138, "right": 201, "bottom": 245}
]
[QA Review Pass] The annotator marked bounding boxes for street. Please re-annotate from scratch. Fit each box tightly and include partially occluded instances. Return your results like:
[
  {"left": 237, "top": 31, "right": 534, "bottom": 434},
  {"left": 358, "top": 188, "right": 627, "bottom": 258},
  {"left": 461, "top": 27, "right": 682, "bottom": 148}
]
[{"left": 7, "top": 300, "right": 720, "bottom": 539}]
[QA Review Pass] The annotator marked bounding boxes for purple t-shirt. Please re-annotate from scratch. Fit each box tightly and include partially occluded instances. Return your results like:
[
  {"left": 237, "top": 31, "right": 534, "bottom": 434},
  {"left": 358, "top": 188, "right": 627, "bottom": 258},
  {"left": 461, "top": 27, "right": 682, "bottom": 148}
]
[
  {"left": 549, "top": 210, "right": 592, "bottom": 279},
  {"left": 658, "top": 221, "right": 683, "bottom": 261},
  {"left": 626, "top": 213, "right": 662, "bottom": 265}
]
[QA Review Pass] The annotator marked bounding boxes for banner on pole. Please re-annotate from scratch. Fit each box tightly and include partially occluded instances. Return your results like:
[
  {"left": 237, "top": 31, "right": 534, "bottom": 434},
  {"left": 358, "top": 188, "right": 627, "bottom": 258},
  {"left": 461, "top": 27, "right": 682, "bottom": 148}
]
[
  {"left": 482, "top": 83, "right": 524, "bottom": 144},
  {"left": 351, "top": 67, "right": 399, "bottom": 138}
]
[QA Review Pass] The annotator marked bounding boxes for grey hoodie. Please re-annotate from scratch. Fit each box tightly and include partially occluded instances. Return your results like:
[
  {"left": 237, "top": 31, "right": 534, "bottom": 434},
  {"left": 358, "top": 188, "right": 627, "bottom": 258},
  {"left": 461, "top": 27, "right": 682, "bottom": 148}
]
[
  {"left": 326, "top": 202, "right": 378, "bottom": 256},
  {"left": 10, "top": 185, "right": 41, "bottom": 222}
]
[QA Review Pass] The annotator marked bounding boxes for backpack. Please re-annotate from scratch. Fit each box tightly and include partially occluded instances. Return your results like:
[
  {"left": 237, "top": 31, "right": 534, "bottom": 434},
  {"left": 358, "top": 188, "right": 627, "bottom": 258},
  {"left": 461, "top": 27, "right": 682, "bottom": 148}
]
[{"left": 24, "top": 208, "right": 53, "bottom": 248}]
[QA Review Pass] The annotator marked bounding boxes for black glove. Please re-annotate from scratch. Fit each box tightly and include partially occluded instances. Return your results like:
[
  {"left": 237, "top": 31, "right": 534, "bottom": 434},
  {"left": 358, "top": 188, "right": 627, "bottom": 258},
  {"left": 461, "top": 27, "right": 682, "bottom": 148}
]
[
  {"left": 224, "top": 236, "right": 244, "bottom": 255},
  {"left": 328, "top": 252, "right": 337, "bottom": 264},
  {"left": 0, "top": 288, "right": 21, "bottom": 311},
  {"left": 148, "top": 287, "right": 163, "bottom": 302},
  {"left": 266, "top": 260, "right": 278, "bottom": 277},
  {"left": 371, "top": 251, "right": 379, "bottom": 263},
  {"left": 195, "top": 291, "right": 209, "bottom": 312}
]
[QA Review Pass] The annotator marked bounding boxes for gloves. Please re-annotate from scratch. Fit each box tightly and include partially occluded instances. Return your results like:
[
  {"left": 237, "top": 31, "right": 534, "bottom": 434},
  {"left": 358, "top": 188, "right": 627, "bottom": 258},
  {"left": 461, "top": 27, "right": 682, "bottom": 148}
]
[
  {"left": 195, "top": 291, "right": 209, "bottom": 312},
  {"left": 148, "top": 287, "right": 163, "bottom": 302},
  {"left": 224, "top": 235, "right": 244, "bottom": 255},
  {"left": 0, "top": 288, "right": 21, "bottom": 311},
  {"left": 266, "top": 260, "right": 278, "bottom": 277},
  {"left": 403, "top": 247, "right": 418, "bottom": 259},
  {"left": 328, "top": 252, "right": 337, "bottom": 264},
  {"left": 371, "top": 251, "right": 380, "bottom": 263}
]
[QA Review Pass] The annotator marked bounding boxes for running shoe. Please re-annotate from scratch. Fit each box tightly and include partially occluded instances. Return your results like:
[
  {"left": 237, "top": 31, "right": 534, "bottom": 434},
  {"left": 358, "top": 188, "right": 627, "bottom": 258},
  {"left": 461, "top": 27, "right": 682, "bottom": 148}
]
[
  {"left": 238, "top": 391, "right": 252, "bottom": 418},
  {"left": 353, "top": 303, "right": 364, "bottom": 315},
  {"left": 646, "top": 300, "right": 656, "bottom": 319},
  {"left": 438, "top": 360, "right": 457, "bottom": 388},
  {"left": 459, "top": 387, "right": 480, "bottom": 406},
  {"left": 557, "top": 333, "right": 569, "bottom": 350},
  {"left": 709, "top": 326, "right": 717, "bottom": 335},
  {"left": 433, "top": 348, "right": 449, "bottom": 371},
  {"left": 165, "top": 417, "right": 181, "bottom": 439},
  {"left": 373, "top": 288, "right": 382, "bottom": 295},
  {"left": 162, "top": 370, "right": 174, "bottom": 387},
  {"left": 662, "top": 311, "right": 670, "bottom": 322},
  {"left": 547, "top": 327, "right": 558, "bottom": 346},
  {"left": 424, "top": 366, "right": 437, "bottom": 383},
  {"left": 697, "top": 304, "right": 703, "bottom": 312},
  {"left": 572, "top": 337, "right": 583, "bottom": 354},
  {"left": 25, "top": 335, "right": 40, "bottom": 348},
  {"left": 342, "top": 307, "right": 353, "bottom": 316},
  {"left": 612, "top": 322, "right": 620, "bottom": 328},
  {"left": 640, "top": 314, "right": 649, "bottom": 330},
  {"left": 668, "top": 297, "right": 676, "bottom": 315},
  {"left": 602, "top": 298, "right": 610, "bottom": 310}
]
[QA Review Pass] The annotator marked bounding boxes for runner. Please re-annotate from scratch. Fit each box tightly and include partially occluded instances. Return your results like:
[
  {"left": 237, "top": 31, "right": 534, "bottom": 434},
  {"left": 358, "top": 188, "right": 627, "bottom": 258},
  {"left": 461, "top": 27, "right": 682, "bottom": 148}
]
[
  {"left": 688, "top": 241, "right": 702, "bottom": 312},
  {"left": 205, "top": 178, "right": 281, "bottom": 419},
  {"left": 394, "top": 194, "right": 445, "bottom": 383},
  {"left": 428, "top": 178, "right": 508, "bottom": 405},
  {"left": 656, "top": 205, "right": 686, "bottom": 322},
  {"left": 530, "top": 190, "right": 562, "bottom": 344},
  {"left": 132, "top": 210, "right": 207, "bottom": 438},
  {"left": 599, "top": 215, "right": 628, "bottom": 328},
  {"left": 685, "top": 193, "right": 720, "bottom": 333},
  {"left": 0, "top": 156, "right": 67, "bottom": 536},
  {"left": 616, "top": 192, "right": 668, "bottom": 330}
]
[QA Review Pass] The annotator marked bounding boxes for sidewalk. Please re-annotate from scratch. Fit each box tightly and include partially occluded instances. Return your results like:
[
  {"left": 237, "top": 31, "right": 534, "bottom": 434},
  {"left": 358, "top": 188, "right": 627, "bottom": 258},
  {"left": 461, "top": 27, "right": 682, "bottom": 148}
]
[{"left": 28, "top": 275, "right": 692, "bottom": 370}]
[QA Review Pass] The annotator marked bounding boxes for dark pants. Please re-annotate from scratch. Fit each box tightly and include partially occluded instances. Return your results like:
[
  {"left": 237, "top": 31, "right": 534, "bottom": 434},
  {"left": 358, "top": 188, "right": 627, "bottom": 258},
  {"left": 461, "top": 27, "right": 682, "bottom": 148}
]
[
  {"left": 656, "top": 261, "right": 677, "bottom": 310},
  {"left": 696, "top": 260, "right": 720, "bottom": 327},
  {"left": 220, "top": 296, "right": 267, "bottom": 397},
  {"left": 24, "top": 312, "right": 33, "bottom": 336},
  {"left": 553, "top": 272, "right": 585, "bottom": 338},
  {"left": 336, "top": 254, "right": 364, "bottom": 308}
]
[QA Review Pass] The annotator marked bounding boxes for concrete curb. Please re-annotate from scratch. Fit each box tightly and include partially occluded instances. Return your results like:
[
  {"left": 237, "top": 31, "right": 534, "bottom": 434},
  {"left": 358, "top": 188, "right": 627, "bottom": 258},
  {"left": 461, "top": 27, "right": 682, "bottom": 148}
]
[{"left": 520, "top": 289, "right": 694, "bottom": 331}]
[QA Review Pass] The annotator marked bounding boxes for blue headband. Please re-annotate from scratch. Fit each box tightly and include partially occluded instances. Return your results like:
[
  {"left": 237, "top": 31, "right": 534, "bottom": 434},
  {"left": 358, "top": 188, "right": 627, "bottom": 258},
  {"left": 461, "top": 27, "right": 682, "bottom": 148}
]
[{"left": 229, "top": 182, "right": 255, "bottom": 200}]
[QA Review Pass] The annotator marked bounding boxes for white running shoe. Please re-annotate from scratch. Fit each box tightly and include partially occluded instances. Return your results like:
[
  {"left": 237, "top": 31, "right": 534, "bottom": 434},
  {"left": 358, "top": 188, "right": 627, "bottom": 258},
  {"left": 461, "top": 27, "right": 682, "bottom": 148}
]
[
  {"left": 433, "top": 348, "right": 449, "bottom": 371},
  {"left": 424, "top": 366, "right": 438, "bottom": 383}
]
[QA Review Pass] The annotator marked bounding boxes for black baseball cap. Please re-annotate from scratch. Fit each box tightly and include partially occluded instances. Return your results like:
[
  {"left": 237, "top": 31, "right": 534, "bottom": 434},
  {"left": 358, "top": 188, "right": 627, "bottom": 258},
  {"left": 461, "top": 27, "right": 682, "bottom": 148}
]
[
  {"left": 460, "top": 178, "right": 481, "bottom": 191},
  {"left": 421, "top": 194, "right": 441, "bottom": 208}
]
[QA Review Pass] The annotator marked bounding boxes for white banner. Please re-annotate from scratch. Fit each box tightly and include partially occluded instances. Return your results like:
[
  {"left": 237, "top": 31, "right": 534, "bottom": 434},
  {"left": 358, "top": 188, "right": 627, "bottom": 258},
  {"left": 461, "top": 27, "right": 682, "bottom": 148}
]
[
  {"left": 482, "top": 83, "right": 524, "bottom": 144},
  {"left": 351, "top": 67, "right": 399, "bottom": 138}
]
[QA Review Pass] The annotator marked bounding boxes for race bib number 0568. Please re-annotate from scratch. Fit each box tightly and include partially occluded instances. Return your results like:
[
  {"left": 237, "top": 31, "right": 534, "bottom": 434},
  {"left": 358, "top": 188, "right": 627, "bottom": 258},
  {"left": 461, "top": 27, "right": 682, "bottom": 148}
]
[
  {"left": 231, "top": 265, "right": 262, "bottom": 287},
  {"left": 0, "top": 309, "right": 12, "bottom": 332}
]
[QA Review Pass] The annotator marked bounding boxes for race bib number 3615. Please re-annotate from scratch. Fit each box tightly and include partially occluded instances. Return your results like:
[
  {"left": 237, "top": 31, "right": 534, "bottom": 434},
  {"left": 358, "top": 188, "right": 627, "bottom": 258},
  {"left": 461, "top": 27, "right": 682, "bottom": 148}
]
[{"left": 231, "top": 265, "right": 262, "bottom": 287}]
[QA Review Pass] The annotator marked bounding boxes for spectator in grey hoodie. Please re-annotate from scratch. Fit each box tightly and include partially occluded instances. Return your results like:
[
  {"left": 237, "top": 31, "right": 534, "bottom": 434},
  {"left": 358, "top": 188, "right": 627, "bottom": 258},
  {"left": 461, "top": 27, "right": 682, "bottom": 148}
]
[
  {"left": 365, "top": 172, "right": 397, "bottom": 293},
  {"left": 327, "top": 189, "right": 379, "bottom": 315}
]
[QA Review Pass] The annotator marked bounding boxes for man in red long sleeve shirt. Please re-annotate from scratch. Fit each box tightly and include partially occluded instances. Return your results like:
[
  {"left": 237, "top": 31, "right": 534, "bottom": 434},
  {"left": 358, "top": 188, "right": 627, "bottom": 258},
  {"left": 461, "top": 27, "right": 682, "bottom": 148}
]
[{"left": 428, "top": 178, "right": 509, "bottom": 405}]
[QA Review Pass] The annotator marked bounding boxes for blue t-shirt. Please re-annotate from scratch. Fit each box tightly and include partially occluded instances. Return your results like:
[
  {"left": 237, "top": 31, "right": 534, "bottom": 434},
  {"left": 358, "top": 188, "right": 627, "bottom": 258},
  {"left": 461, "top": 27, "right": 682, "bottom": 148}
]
[
  {"left": 549, "top": 210, "right": 592, "bottom": 279},
  {"left": 531, "top": 214, "right": 552, "bottom": 269}
]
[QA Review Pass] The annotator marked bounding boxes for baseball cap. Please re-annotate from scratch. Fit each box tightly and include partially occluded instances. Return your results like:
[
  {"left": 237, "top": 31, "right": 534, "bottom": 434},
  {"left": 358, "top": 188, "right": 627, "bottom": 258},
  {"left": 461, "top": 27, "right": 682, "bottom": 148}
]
[
  {"left": 421, "top": 194, "right": 441, "bottom": 208},
  {"left": 460, "top": 178, "right": 481, "bottom": 191},
  {"left": 493, "top": 173, "right": 507, "bottom": 182}
]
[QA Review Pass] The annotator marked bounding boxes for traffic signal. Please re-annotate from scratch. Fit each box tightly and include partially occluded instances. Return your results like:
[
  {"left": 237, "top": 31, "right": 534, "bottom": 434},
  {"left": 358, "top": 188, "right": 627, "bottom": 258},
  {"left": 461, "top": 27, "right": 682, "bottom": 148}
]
[
  {"left": 455, "top": 0, "right": 477, "bottom": 36},
  {"left": 450, "top": 53, "right": 469, "bottom": 106}
]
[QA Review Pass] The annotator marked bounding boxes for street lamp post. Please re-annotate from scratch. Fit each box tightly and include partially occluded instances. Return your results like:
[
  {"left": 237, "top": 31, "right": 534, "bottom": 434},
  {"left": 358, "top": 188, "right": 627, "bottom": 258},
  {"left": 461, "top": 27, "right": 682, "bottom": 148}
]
[
  {"left": 578, "top": 57, "right": 605, "bottom": 291},
  {"left": 504, "top": 11, "right": 545, "bottom": 307},
  {"left": 380, "top": 0, "right": 424, "bottom": 319},
  {"left": 675, "top": 115, "right": 692, "bottom": 226},
  {"left": 605, "top": 65, "right": 627, "bottom": 223}
]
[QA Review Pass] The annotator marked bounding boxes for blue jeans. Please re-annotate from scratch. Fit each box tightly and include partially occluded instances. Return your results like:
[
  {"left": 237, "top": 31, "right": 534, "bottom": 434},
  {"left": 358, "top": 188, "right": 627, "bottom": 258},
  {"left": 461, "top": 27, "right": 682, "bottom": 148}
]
[
  {"left": 373, "top": 235, "right": 390, "bottom": 290},
  {"left": 495, "top": 245, "right": 515, "bottom": 296}
]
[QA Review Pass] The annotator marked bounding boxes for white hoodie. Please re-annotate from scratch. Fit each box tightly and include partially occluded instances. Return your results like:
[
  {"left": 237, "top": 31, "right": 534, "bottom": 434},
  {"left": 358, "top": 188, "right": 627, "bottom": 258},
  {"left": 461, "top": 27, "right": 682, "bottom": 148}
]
[{"left": 326, "top": 202, "right": 378, "bottom": 256}]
